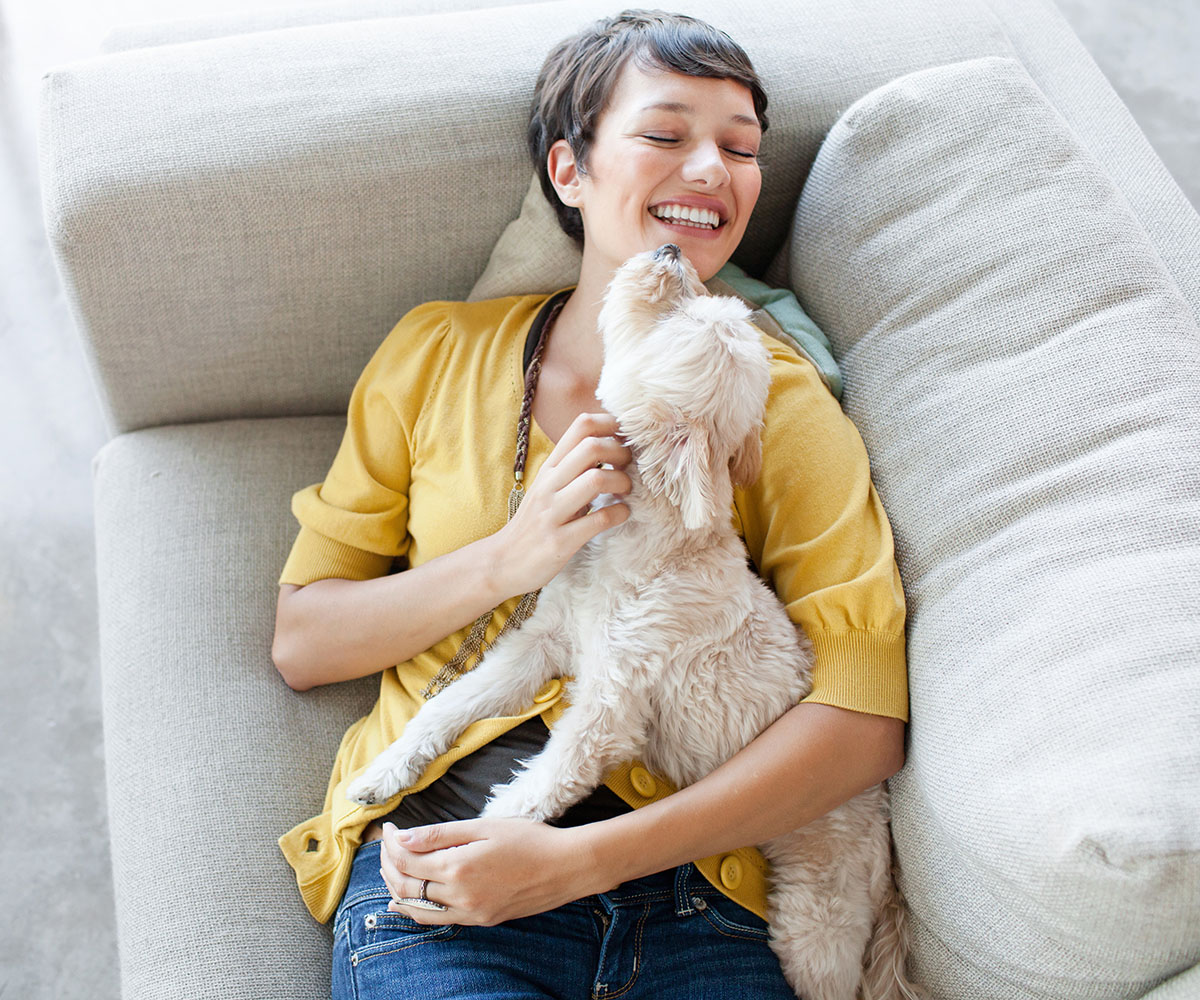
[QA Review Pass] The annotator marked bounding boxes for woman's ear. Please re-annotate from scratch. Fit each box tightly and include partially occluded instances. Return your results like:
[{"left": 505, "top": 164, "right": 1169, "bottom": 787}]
[{"left": 547, "top": 139, "right": 583, "bottom": 207}]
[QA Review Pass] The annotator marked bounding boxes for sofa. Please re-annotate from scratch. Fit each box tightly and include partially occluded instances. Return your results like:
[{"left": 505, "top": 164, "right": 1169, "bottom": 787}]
[{"left": 38, "top": 0, "right": 1200, "bottom": 997}]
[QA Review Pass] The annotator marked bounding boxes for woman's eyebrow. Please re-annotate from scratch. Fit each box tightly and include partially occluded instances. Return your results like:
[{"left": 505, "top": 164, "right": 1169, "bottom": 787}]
[{"left": 637, "top": 101, "right": 760, "bottom": 129}]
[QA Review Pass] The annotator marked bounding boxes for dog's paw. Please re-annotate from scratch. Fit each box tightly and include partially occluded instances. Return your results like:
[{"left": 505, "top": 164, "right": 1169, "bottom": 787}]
[
  {"left": 481, "top": 783, "right": 549, "bottom": 822},
  {"left": 345, "top": 759, "right": 423, "bottom": 806}
]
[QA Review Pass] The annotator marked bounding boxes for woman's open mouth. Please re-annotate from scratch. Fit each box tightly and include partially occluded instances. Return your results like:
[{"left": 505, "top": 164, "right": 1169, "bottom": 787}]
[{"left": 649, "top": 203, "right": 726, "bottom": 233}]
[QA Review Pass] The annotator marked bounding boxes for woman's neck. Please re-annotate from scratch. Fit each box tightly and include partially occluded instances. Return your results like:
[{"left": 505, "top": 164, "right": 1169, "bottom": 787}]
[{"left": 543, "top": 248, "right": 622, "bottom": 388}]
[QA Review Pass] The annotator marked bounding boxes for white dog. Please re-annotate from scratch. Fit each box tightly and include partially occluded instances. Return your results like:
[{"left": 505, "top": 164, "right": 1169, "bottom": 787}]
[{"left": 347, "top": 245, "right": 917, "bottom": 1000}]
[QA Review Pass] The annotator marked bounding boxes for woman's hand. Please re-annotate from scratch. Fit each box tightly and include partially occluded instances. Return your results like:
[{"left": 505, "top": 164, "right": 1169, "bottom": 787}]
[
  {"left": 486, "top": 412, "right": 633, "bottom": 598},
  {"left": 377, "top": 818, "right": 607, "bottom": 926}
]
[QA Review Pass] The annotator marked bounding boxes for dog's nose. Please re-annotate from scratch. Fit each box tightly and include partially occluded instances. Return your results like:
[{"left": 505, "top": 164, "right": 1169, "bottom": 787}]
[{"left": 653, "top": 244, "right": 681, "bottom": 262}]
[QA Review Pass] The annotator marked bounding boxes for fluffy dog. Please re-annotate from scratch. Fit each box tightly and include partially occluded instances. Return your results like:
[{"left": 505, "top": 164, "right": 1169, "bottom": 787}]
[{"left": 347, "top": 245, "right": 917, "bottom": 1000}]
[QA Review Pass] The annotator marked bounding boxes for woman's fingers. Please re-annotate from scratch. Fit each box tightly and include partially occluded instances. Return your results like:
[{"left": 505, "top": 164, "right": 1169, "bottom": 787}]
[
  {"left": 551, "top": 437, "right": 634, "bottom": 493},
  {"left": 542, "top": 412, "right": 625, "bottom": 470},
  {"left": 550, "top": 465, "right": 632, "bottom": 521},
  {"left": 491, "top": 411, "right": 634, "bottom": 595},
  {"left": 379, "top": 840, "right": 449, "bottom": 913}
]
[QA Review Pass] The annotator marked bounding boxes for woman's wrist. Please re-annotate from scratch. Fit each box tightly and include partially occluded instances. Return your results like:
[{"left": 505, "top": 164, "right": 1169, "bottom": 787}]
[{"left": 474, "top": 525, "right": 519, "bottom": 607}]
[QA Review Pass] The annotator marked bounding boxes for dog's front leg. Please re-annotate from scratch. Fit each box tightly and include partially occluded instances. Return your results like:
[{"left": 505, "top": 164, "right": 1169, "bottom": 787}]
[
  {"left": 345, "top": 600, "right": 570, "bottom": 806},
  {"left": 482, "top": 670, "right": 651, "bottom": 822}
]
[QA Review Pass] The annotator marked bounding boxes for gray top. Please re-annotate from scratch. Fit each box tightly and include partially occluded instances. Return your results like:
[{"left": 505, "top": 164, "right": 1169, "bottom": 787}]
[{"left": 375, "top": 714, "right": 633, "bottom": 829}]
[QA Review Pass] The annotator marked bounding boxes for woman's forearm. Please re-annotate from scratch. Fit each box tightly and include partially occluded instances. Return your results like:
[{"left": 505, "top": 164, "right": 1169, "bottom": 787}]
[
  {"left": 273, "top": 413, "right": 633, "bottom": 692},
  {"left": 575, "top": 702, "right": 906, "bottom": 889},
  {"left": 272, "top": 532, "right": 512, "bottom": 690}
]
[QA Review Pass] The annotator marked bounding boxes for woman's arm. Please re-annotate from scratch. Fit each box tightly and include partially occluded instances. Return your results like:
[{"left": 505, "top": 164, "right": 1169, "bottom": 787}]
[
  {"left": 272, "top": 412, "right": 633, "bottom": 691},
  {"left": 581, "top": 701, "right": 904, "bottom": 883},
  {"left": 377, "top": 700, "right": 904, "bottom": 925}
]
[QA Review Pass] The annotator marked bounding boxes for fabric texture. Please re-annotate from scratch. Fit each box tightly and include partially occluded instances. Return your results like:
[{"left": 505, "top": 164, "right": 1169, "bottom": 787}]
[
  {"left": 276, "top": 292, "right": 908, "bottom": 925},
  {"left": 92, "top": 417, "right": 372, "bottom": 1000},
  {"left": 39, "top": 0, "right": 1016, "bottom": 435},
  {"left": 789, "top": 56, "right": 1200, "bottom": 998}
]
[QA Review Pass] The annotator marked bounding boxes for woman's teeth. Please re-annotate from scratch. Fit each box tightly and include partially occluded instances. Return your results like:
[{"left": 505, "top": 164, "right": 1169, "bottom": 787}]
[{"left": 650, "top": 204, "right": 721, "bottom": 229}]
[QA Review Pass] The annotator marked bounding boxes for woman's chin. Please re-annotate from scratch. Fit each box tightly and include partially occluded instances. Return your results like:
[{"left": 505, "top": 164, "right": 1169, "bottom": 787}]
[{"left": 643, "top": 220, "right": 737, "bottom": 279}]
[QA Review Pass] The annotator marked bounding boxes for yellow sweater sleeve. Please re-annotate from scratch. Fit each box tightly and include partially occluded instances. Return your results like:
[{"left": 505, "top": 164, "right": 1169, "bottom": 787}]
[
  {"left": 278, "top": 302, "right": 452, "bottom": 587},
  {"left": 734, "top": 340, "right": 909, "bottom": 721}
]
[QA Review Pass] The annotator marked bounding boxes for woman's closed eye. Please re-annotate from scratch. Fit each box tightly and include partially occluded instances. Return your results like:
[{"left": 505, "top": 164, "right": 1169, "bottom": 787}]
[{"left": 642, "top": 134, "right": 758, "bottom": 159}]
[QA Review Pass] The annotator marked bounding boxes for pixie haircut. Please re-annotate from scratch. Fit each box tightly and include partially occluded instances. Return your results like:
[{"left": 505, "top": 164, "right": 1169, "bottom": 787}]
[{"left": 529, "top": 9, "right": 769, "bottom": 245}]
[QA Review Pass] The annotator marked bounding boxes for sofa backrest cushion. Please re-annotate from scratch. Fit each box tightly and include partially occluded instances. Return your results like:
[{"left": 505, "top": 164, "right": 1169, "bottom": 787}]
[
  {"left": 39, "top": 0, "right": 1013, "bottom": 433},
  {"left": 791, "top": 55, "right": 1200, "bottom": 998}
]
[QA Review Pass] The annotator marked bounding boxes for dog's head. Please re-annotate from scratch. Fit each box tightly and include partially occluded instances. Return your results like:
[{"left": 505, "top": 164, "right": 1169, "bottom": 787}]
[{"left": 597, "top": 245, "right": 771, "bottom": 530}]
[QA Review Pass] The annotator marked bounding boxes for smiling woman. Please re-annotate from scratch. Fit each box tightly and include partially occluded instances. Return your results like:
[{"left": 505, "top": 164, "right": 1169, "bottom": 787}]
[
  {"left": 272, "top": 9, "right": 909, "bottom": 1000},
  {"left": 545, "top": 64, "right": 764, "bottom": 282}
]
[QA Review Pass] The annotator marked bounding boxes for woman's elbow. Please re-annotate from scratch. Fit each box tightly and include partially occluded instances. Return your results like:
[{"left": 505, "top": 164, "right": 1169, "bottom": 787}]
[
  {"left": 272, "top": 637, "right": 313, "bottom": 691},
  {"left": 875, "top": 716, "right": 907, "bottom": 782},
  {"left": 272, "top": 585, "right": 313, "bottom": 691}
]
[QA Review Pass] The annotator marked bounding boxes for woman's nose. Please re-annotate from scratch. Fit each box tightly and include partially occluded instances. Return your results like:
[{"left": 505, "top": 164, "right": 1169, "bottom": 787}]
[{"left": 681, "top": 140, "right": 730, "bottom": 187}]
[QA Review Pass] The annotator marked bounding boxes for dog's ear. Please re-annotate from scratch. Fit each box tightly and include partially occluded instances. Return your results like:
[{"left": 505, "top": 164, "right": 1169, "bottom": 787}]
[
  {"left": 623, "top": 398, "right": 718, "bottom": 530},
  {"left": 663, "top": 420, "right": 717, "bottom": 530},
  {"left": 729, "top": 426, "right": 762, "bottom": 488}
]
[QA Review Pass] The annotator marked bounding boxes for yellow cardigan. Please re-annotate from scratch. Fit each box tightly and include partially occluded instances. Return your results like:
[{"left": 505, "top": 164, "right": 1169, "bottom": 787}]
[{"left": 277, "top": 292, "right": 908, "bottom": 924}]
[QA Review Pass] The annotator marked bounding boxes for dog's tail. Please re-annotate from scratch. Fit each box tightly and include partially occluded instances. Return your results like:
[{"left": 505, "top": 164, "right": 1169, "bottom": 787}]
[{"left": 860, "top": 862, "right": 925, "bottom": 1000}]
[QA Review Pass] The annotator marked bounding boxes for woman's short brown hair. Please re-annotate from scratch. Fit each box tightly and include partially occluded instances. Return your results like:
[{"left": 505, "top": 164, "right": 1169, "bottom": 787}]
[{"left": 529, "top": 10, "right": 769, "bottom": 245}]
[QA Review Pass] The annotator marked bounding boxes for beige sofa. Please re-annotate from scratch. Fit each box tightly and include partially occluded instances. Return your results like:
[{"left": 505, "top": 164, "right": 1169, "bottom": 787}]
[{"left": 39, "top": 0, "right": 1200, "bottom": 997}]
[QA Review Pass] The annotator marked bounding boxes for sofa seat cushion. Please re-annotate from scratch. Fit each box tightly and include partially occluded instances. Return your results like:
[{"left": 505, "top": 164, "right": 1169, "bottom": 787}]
[
  {"left": 92, "top": 416, "right": 377, "bottom": 1000},
  {"left": 790, "top": 56, "right": 1200, "bottom": 998}
]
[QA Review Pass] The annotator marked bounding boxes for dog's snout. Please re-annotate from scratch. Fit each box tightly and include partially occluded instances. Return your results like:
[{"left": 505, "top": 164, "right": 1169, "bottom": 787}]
[{"left": 653, "top": 243, "right": 682, "bottom": 262}]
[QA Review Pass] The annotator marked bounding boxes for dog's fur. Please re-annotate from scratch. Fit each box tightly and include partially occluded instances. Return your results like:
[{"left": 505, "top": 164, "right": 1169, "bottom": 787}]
[{"left": 346, "top": 246, "right": 918, "bottom": 1000}]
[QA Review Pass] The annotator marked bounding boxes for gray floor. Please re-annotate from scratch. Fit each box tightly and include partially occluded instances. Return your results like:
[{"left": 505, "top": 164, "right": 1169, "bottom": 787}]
[{"left": 1, "top": 1, "right": 1197, "bottom": 997}]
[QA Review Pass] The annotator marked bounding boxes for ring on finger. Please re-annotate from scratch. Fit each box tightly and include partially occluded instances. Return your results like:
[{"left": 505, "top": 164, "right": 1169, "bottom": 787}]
[{"left": 393, "top": 878, "right": 447, "bottom": 912}]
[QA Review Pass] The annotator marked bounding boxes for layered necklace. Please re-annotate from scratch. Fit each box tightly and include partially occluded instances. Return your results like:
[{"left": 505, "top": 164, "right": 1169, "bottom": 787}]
[{"left": 420, "top": 298, "right": 566, "bottom": 699}]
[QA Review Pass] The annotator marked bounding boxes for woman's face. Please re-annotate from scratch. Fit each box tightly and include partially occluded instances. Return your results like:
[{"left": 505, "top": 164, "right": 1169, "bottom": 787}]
[{"left": 551, "top": 60, "right": 764, "bottom": 282}]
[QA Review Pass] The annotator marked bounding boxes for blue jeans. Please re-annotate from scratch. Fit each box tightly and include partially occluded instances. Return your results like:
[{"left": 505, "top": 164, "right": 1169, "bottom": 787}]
[{"left": 332, "top": 839, "right": 797, "bottom": 999}]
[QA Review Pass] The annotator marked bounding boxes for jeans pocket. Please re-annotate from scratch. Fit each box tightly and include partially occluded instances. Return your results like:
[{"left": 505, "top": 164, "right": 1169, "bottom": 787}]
[
  {"left": 691, "top": 891, "right": 771, "bottom": 942},
  {"left": 343, "top": 892, "right": 462, "bottom": 967}
]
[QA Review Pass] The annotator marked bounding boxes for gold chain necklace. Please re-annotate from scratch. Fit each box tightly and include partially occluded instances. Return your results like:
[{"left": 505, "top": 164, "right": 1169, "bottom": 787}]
[{"left": 420, "top": 298, "right": 565, "bottom": 699}]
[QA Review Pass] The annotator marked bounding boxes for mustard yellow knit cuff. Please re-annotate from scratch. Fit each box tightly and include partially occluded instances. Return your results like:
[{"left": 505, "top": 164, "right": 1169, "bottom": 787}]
[
  {"left": 278, "top": 526, "right": 395, "bottom": 586},
  {"left": 802, "top": 629, "right": 909, "bottom": 722}
]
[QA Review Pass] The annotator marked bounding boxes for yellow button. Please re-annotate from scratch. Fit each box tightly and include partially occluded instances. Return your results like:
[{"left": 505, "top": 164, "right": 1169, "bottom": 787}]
[
  {"left": 629, "top": 766, "right": 657, "bottom": 798},
  {"left": 719, "top": 855, "right": 743, "bottom": 890},
  {"left": 533, "top": 678, "right": 562, "bottom": 703}
]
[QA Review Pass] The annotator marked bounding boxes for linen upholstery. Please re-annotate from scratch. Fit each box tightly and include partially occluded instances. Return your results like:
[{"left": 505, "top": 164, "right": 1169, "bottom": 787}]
[
  {"left": 92, "top": 418, "right": 371, "bottom": 1000},
  {"left": 98, "top": 0, "right": 555, "bottom": 52},
  {"left": 467, "top": 175, "right": 582, "bottom": 301},
  {"left": 39, "top": 0, "right": 1013, "bottom": 435},
  {"left": 789, "top": 56, "right": 1200, "bottom": 998}
]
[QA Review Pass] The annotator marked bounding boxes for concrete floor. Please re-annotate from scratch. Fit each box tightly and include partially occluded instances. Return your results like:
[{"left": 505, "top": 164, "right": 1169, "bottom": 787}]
[{"left": 1, "top": 1, "right": 1197, "bottom": 997}]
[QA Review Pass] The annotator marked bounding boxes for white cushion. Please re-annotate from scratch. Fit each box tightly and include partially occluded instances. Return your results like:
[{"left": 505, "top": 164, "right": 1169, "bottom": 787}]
[{"left": 791, "top": 56, "right": 1200, "bottom": 998}]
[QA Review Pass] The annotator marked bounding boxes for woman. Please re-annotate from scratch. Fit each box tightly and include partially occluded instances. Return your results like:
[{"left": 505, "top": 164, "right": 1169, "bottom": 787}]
[{"left": 272, "top": 10, "right": 908, "bottom": 998}]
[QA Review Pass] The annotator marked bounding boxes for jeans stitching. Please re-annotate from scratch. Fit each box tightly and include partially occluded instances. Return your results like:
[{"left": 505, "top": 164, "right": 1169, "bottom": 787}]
[
  {"left": 352, "top": 925, "right": 463, "bottom": 965},
  {"left": 599, "top": 902, "right": 650, "bottom": 999},
  {"left": 697, "top": 902, "right": 769, "bottom": 942},
  {"left": 673, "top": 864, "right": 693, "bottom": 915},
  {"left": 604, "top": 888, "right": 673, "bottom": 905},
  {"left": 332, "top": 914, "right": 360, "bottom": 1000}
]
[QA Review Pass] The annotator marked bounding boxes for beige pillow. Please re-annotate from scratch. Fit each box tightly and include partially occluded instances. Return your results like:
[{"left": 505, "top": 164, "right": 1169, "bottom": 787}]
[
  {"left": 468, "top": 176, "right": 582, "bottom": 301},
  {"left": 790, "top": 56, "right": 1200, "bottom": 999}
]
